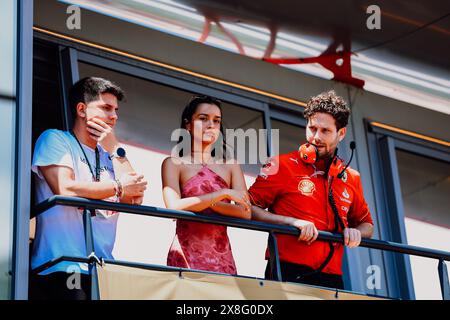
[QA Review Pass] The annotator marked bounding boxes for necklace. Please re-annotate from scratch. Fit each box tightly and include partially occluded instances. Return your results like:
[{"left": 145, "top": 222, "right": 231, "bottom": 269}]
[
  {"left": 190, "top": 152, "right": 213, "bottom": 167},
  {"left": 70, "top": 131, "right": 101, "bottom": 182}
]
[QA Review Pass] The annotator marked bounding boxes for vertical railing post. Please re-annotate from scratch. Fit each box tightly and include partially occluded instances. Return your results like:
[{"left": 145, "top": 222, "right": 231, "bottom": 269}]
[
  {"left": 438, "top": 259, "right": 450, "bottom": 300},
  {"left": 83, "top": 208, "right": 100, "bottom": 300},
  {"left": 268, "top": 232, "right": 282, "bottom": 282}
]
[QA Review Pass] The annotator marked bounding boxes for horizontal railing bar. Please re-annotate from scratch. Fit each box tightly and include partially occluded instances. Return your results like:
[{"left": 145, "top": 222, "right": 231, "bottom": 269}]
[
  {"left": 33, "top": 196, "right": 450, "bottom": 261},
  {"left": 105, "top": 258, "right": 253, "bottom": 279},
  {"left": 32, "top": 256, "right": 90, "bottom": 275}
]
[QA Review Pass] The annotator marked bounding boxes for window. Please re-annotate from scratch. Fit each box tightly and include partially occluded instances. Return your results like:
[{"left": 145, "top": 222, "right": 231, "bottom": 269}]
[
  {"left": 270, "top": 119, "right": 306, "bottom": 156},
  {"left": 396, "top": 150, "right": 450, "bottom": 300},
  {"left": 0, "top": 0, "right": 17, "bottom": 299},
  {"left": 368, "top": 122, "right": 450, "bottom": 299}
]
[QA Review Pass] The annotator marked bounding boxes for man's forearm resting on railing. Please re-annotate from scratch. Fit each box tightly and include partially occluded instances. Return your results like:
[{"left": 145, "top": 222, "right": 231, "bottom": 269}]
[
  {"left": 252, "top": 205, "right": 373, "bottom": 247},
  {"left": 39, "top": 165, "right": 147, "bottom": 204}
]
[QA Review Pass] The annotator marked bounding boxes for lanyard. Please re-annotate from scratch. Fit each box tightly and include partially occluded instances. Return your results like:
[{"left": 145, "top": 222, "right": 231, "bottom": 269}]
[{"left": 71, "top": 131, "right": 101, "bottom": 182}]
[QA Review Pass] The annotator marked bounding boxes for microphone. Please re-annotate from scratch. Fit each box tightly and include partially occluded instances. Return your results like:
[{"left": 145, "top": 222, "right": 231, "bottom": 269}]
[{"left": 337, "top": 141, "right": 356, "bottom": 179}]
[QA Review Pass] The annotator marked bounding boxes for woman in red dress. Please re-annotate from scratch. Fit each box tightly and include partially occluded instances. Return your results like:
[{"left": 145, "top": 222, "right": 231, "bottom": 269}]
[{"left": 162, "top": 95, "right": 251, "bottom": 275}]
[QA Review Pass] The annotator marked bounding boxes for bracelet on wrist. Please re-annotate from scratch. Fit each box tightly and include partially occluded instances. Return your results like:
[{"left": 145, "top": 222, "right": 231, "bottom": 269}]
[
  {"left": 114, "top": 178, "right": 123, "bottom": 199},
  {"left": 210, "top": 194, "right": 218, "bottom": 207},
  {"left": 112, "top": 180, "right": 119, "bottom": 198}
]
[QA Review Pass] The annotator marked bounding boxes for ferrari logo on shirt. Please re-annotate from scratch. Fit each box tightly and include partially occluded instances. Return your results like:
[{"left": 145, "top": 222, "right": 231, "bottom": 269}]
[{"left": 298, "top": 179, "right": 316, "bottom": 196}]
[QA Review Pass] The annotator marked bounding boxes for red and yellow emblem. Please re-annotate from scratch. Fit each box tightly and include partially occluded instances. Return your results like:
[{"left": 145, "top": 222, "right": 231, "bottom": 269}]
[{"left": 298, "top": 179, "right": 316, "bottom": 196}]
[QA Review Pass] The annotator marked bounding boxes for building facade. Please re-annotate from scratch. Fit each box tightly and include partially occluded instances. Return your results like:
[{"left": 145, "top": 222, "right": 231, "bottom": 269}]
[{"left": 1, "top": 0, "right": 449, "bottom": 299}]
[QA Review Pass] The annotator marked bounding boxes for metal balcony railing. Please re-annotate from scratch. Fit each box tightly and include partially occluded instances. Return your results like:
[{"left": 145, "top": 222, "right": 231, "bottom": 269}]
[{"left": 32, "top": 196, "right": 450, "bottom": 300}]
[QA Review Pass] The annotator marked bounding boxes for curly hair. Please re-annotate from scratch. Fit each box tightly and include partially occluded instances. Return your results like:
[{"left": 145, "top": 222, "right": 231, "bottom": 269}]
[{"left": 303, "top": 90, "right": 350, "bottom": 130}]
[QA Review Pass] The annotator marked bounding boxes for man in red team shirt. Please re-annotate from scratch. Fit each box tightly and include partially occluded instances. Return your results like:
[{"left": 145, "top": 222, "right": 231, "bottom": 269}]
[{"left": 249, "top": 90, "right": 374, "bottom": 289}]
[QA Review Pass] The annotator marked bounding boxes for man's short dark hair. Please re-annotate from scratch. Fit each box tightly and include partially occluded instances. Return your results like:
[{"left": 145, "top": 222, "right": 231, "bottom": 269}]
[
  {"left": 303, "top": 90, "right": 350, "bottom": 130},
  {"left": 68, "top": 77, "right": 125, "bottom": 119}
]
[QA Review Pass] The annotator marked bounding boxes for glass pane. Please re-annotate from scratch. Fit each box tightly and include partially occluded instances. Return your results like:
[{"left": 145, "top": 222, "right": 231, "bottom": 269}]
[
  {"left": 220, "top": 102, "right": 265, "bottom": 177},
  {"left": 77, "top": 62, "right": 268, "bottom": 277},
  {"left": 0, "top": 0, "right": 17, "bottom": 300},
  {"left": 396, "top": 149, "right": 450, "bottom": 300},
  {"left": 0, "top": 0, "right": 16, "bottom": 97},
  {"left": 0, "top": 98, "right": 16, "bottom": 299},
  {"left": 270, "top": 118, "right": 306, "bottom": 156}
]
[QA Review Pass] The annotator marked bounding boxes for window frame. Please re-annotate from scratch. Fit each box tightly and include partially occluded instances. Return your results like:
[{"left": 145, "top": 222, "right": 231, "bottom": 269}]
[
  {"left": 12, "top": 0, "right": 33, "bottom": 300},
  {"left": 367, "top": 120, "right": 450, "bottom": 299}
]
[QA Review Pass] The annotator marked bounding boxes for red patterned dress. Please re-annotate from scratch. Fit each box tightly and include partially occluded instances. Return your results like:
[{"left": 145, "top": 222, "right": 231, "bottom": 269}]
[{"left": 166, "top": 166, "right": 237, "bottom": 275}]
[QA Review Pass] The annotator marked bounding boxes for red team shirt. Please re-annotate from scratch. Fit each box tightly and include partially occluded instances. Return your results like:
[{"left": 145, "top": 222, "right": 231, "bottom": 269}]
[{"left": 248, "top": 150, "right": 373, "bottom": 275}]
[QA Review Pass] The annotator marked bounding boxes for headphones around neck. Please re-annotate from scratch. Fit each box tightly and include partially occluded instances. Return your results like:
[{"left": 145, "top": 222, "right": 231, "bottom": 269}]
[
  {"left": 298, "top": 143, "right": 319, "bottom": 164},
  {"left": 299, "top": 142, "right": 354, "bottom": 179}
]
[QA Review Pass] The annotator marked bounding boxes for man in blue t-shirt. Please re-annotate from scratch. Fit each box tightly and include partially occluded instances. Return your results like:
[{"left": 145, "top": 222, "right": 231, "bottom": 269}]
[{"left": 30, "top": 77, "right": 148, "bottom": 300}]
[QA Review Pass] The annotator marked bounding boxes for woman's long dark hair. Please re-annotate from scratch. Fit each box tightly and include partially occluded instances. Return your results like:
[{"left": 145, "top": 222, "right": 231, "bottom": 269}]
[{"left": 178, "top": 95, "right": 230, "bottom": 161}]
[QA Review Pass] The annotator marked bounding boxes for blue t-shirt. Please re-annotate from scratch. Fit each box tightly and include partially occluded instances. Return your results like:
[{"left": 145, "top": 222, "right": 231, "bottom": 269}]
[{"left": 31, "top": 129, "right": 119, "bottom": 275}]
